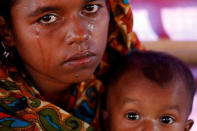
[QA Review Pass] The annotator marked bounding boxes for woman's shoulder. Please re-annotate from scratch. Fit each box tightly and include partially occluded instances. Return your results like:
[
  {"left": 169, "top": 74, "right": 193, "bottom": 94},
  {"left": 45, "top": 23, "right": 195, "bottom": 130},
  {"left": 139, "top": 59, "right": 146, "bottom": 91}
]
[
  {"left": 0, "top": 63, "right": 97, "bottom": 131},
  {"left": 0, "top": 85, "right": 96, "bottom": 131}
]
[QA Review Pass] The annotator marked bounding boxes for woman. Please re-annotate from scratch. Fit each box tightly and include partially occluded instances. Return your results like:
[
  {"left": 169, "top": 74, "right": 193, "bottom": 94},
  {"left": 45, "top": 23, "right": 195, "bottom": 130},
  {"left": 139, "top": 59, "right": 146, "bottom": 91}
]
[{"left": 0, "top": 0, "right": 141, "bottom": 130}]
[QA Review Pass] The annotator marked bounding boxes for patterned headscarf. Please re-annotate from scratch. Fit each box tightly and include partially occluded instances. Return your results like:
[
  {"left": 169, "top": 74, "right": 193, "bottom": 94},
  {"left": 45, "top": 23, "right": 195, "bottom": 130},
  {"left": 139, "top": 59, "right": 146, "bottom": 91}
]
[{"left": 0, "top": 0, "right": 141, "bottom": 130}]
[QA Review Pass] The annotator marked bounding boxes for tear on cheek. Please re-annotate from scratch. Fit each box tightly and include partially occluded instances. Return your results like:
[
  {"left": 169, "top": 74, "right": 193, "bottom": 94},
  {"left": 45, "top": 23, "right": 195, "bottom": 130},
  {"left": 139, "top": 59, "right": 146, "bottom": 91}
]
[{"left": 88, "top": 24, "right": 94, "bottom": 32}]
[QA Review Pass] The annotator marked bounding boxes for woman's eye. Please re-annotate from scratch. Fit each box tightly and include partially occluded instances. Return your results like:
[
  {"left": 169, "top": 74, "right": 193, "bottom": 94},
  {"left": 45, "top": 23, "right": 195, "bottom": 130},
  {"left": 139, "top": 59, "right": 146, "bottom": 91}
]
[
  {"left": 83, "top": 4, "right": 101, "bottom": 14},
  {"left": 125, "top": 112, "right": 140, "bottom": 121},
  {"left": 160, "top": 116, "right": 175, "bottom": 124},
  {"left": 39, "top": 14, "right": 57, "bottom": 24}
]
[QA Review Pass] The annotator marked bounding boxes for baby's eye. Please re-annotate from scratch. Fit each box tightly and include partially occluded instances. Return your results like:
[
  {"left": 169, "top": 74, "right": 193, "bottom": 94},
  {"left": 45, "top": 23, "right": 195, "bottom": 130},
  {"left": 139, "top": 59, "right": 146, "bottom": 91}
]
[
  {"left": 39, "top": 14, "right": 57, "bottom": 24},
  {"left": 160, "top": 115, "right": 175, "bottom": 124},
  {"left": 125, "top": 112, "right": 140, "bottom": 121},
  {"left": 82, "top": 4, "right": 101, "bottom": 14}
]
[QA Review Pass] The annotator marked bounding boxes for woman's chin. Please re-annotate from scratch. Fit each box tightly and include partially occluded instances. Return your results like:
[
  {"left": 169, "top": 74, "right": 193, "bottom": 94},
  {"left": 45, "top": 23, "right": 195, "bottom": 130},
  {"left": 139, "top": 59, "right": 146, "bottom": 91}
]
[
  {"left": 59, "top": 70, "right": 95, "bottom": 84},
  {"left": 73, "top": 71, "right": 94, "bottom": 82}
]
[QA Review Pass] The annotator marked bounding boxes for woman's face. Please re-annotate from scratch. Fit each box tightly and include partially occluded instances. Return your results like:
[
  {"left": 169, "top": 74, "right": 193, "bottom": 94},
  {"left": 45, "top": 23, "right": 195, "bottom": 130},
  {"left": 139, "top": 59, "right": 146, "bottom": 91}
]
[{"left": 9, "top": 0, "right": 109, "bottom": 84}]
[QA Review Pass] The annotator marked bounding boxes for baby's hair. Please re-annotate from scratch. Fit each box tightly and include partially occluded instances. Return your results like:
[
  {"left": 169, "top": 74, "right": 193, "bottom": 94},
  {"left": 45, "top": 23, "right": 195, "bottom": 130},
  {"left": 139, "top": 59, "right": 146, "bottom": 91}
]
[{"left": 104, "top": 51, "right": 196, "bottom": 112}]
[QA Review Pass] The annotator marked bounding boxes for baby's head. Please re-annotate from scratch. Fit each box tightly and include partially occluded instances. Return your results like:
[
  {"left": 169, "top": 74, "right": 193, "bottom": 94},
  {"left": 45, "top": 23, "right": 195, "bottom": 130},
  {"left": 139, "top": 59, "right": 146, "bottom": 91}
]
[{"left": 102, "top": 51, "right": 196, "bottom": 131}]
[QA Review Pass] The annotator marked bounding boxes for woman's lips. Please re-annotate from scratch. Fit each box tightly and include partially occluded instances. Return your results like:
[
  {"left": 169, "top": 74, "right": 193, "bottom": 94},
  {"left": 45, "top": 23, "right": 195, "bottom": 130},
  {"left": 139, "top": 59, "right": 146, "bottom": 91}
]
[{"left": 63, "top": 51, "right": 96, "bottom": 65}]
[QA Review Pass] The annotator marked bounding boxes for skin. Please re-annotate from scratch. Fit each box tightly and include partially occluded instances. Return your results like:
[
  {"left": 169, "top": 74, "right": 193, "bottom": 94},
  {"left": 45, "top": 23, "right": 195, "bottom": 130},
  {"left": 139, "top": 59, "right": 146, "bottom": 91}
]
[
  {"left": 0, "top": 0, "right": 109, "bottom": 104},
  {"left": 105, "top": 69, "right": 194, "bottom": 131}
]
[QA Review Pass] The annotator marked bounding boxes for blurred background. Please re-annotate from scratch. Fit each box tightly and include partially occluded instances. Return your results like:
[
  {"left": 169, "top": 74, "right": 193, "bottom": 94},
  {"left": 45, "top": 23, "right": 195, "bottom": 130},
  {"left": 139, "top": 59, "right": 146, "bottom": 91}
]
[{"left": 129, "top": 0, "right": 197, "bottom": 130}]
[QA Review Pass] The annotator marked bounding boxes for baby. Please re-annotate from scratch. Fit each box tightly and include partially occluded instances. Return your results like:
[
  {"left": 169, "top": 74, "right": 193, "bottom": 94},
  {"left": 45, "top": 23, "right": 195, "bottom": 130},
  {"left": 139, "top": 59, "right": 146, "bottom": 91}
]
[{"left": 102, "top": 51, "right": 196, "bottom": 131}]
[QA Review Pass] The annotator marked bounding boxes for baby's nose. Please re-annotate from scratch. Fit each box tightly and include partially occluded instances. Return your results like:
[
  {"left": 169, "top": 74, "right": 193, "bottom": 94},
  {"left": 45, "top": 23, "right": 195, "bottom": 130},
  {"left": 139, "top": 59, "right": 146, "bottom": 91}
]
[{"left": 141, "top": 120, "right": 158, "bottom": 131}]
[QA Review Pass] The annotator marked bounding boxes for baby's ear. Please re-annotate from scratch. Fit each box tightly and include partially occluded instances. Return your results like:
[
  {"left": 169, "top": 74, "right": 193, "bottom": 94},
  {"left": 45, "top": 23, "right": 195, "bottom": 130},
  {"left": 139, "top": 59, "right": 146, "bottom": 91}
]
[
  {"left": 101, "top": 110, "right": 110, "bottom": 131},
  {"left": 102, "top": 110, "right": 109, "bottom": 121},
  {"left": 185, "top": 119, "right": 194, "bottom": 131}
]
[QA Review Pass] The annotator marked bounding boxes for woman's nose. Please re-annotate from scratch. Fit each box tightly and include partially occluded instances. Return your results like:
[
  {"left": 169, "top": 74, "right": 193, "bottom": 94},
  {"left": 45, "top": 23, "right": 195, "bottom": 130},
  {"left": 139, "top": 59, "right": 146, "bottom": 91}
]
[{"left": 64, "top": 15, "right": 89, "bottom": 45}]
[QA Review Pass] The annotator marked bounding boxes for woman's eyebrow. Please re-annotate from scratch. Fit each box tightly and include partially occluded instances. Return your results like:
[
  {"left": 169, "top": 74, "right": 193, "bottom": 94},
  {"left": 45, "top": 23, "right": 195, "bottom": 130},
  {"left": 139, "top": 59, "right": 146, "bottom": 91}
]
[
  {"left": 28, "top": 6, "right": 61, "bottom": 17},
  {"left": 28, "top": 0, "right": 104, "bottom": 17}
]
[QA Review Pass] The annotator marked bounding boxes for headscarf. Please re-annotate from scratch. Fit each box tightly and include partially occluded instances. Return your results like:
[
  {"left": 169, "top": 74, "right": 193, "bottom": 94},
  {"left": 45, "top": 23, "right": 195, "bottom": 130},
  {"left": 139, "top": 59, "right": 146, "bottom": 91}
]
[{"left": 0, "top": 0, "right": 141, "bottom": 130}]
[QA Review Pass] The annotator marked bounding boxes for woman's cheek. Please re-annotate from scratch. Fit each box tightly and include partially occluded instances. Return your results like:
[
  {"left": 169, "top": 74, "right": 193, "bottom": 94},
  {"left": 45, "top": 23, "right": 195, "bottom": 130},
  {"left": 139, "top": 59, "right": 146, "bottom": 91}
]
[{"left": 94, "top": 18, "right": 109, "bottom": 53}]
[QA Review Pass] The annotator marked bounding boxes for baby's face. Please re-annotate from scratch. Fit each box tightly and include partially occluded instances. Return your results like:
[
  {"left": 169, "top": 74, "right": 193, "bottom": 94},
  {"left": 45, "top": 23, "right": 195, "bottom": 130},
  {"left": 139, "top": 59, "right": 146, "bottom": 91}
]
[{"left": 105, "top": 71, "right": 194, "bottom": 131}]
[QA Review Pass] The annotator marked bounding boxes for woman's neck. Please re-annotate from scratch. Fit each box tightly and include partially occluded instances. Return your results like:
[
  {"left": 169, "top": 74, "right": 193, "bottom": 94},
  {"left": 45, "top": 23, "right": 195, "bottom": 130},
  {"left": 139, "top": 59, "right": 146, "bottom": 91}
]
[
  {"left": 34, "top": 75, "right": 74, "bottom": 106},
  {"left": 23, "top": 65, "right": 74, "bottom": 106}
]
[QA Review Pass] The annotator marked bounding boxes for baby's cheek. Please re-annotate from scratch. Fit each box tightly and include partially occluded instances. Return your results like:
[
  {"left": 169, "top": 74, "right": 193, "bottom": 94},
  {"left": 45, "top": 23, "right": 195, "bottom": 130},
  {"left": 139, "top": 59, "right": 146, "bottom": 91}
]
[{"left": 109, "top": 111, "right": 125, "bottom": 131}]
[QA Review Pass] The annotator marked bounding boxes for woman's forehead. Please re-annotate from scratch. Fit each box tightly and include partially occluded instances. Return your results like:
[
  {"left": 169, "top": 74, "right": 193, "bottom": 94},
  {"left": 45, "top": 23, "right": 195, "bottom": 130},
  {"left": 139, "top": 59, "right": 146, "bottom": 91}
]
[
  {"left": 14, "top": 0, "right": 107, "bottom": 5},
  {"left": 12, "top": 0, "right": 108, "bottom": 12}
]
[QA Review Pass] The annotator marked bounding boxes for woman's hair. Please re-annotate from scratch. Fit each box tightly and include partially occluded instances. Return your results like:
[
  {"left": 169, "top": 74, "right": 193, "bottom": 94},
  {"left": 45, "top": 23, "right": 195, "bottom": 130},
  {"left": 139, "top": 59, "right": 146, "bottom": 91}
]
[
  {"left": 0, "top": 0, "right": 17, "bottom": 21},
  {"left": 0, "top": 0, "right": 17, "bottom": 43},
  {"left": 0, "top": 0, "right": 18, "bottom": 62}
]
